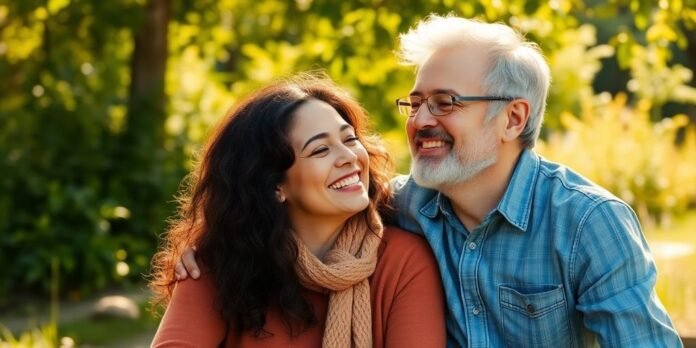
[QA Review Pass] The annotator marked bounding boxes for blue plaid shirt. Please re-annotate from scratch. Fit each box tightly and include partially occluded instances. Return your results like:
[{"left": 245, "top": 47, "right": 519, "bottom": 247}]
[{"left": 392, "top": 149, "right": 681, "bottom": 347}]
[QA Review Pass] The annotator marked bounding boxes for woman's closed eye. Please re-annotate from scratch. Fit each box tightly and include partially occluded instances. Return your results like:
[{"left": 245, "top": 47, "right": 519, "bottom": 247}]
[
  {"left": 344, "top": 135, "right": 360, "bottom": 144},
  {"left": 309, "top": 146, "right": 329, "bottom": 157},
  {"left": 307, "top": 136, "right": 359, "bottom": 157}
]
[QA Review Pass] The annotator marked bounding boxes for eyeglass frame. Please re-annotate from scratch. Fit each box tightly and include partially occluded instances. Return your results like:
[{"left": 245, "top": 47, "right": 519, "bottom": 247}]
[{"left": 395, "top": 94, "right": 516, "bottom": 117}]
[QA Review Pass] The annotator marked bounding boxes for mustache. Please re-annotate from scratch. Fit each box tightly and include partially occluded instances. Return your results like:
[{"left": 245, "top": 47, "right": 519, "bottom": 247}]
[{"left": 414, "top": 129, "right": 453, "bottom": 143}]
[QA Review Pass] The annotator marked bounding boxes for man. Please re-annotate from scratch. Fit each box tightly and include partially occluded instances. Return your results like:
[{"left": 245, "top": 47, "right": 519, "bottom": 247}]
[{"left": 176, "top": 15, "right": 681, "bottom": 347}]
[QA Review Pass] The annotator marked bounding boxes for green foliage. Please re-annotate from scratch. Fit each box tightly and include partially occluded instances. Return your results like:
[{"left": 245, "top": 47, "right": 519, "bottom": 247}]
[
  {"left": 0, "top": 0, "right": 179, "bottom": 300},
  {"left": 1, "top": 0, "right": 695, "bottom": 300},
  {"left": 538, "top": 93, "right": 696, "bottom": 226}
]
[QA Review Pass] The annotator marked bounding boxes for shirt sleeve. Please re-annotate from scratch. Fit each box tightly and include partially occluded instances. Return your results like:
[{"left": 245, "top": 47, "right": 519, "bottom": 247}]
[
  {"left": 572, "top": 200, "right": 682, "bottom": 347},
  {"left": 383, "top": 232, "right": 447, "bottom": 347},
  {"left": 151, "top": 273, "right": 228, "bottom": 347}
]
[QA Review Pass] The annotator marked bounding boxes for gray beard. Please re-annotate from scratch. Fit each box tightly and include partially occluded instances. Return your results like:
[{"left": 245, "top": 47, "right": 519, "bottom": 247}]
[{"left": 410, "top": 130, "right": 498, "bottom": 189}]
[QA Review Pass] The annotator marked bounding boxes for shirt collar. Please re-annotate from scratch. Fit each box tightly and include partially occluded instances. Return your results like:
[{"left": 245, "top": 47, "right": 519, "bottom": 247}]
[
  {"left": 420, "top": 191, "right": 441, "bottom": 219},
  {"left": 423, "top": 192, "right": 466, "bottom": 232},
  {"left": 496, "top": 149, "right": 540, "bottom": 232}
]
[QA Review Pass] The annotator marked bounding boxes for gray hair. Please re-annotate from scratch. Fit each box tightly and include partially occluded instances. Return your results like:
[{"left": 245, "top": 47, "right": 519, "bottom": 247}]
[{"left": 398, "top": 14, "right": 551, "bottom": 148}]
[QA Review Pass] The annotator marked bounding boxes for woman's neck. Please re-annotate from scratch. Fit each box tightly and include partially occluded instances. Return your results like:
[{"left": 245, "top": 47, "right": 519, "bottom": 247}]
[{"left": 291, "top": 215, "right": 348, "bottom": 259}]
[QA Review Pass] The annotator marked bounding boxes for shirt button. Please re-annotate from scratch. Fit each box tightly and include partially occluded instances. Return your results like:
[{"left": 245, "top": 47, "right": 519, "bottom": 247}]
[
  {"left": 472, "top": 307, "right": 480, "bottom": 315},
  {"left": 468, "top": 242, "right": 477, "bottom": 250},
  {"left": 526, "top": 304, "right": 535, "bottom": 314}
]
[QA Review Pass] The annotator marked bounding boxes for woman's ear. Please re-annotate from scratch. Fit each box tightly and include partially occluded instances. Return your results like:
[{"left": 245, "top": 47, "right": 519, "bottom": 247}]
[
  {"left": 275, "top": 187, "right": 286, "bottom": 203},
  {"left": 502, "top": 99, "right": 531, "bottom": 142}
]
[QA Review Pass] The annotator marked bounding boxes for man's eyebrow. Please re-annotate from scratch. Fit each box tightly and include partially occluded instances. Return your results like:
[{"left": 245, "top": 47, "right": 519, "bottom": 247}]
[
  {"left": 409, "top": 88, "right": 459, "bottom": 97},
  {"left": 434, "top": 88, "right": 459, "bottom": 95},
  {"left": 301, "top": 124, "right": 354, "bottom": 151}
]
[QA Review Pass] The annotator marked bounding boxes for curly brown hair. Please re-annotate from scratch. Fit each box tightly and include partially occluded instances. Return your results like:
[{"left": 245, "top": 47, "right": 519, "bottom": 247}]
[{"left": 149, "top": 73, "right": 394, "bottom": 336}]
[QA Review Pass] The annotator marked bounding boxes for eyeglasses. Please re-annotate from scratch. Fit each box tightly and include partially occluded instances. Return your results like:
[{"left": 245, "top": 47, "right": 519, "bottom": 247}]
[{"left": 395, "top": 93, "right": 515, "bottom": 117}]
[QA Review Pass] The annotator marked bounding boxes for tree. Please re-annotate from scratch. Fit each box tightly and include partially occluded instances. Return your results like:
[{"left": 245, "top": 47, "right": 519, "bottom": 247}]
[{"left": 0, "top": 0, "right": 694, "bottom": 300}]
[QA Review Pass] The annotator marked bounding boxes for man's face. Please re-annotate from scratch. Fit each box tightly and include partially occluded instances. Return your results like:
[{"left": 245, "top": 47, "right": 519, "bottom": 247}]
[{"left": 406, "top": 46, "right": 502, "bottom": 189}]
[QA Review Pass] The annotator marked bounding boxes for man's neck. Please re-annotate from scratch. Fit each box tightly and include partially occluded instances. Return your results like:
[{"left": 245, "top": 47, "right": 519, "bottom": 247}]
[{"left": 440, "top": 148, "right": 523, "bottom": 232}]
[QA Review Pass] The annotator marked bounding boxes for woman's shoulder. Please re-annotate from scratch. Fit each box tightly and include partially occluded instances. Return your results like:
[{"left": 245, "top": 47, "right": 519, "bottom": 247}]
[
  {"left": 380, "top": 226, "right": 430, "bottom": 252},
  {"left": 377, "top": 226, "right": 436, "bottom": 265},
  {"left": 370, "top": 230, "right": 446, "bottom": 348},
  {"left": 170, "top": 269, "right": 217, "bottom": 302},
  {"left": 151, "top": 270, "right": 227, "bottom": 347}
]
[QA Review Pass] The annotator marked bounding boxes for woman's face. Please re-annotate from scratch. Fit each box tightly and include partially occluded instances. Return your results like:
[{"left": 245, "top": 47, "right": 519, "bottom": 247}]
[{"left": 278, "top": 99, "right": 370, "bottom": 225}]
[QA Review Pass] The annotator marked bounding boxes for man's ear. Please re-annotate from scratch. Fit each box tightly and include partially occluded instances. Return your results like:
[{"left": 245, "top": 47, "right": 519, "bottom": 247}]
[{"left": 502, "top": 99, "right": 531, "bottom": 142}]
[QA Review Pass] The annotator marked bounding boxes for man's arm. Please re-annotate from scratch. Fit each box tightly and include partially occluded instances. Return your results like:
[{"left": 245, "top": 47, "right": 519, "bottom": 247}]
[
  {"left": 176, "top": 174, "right": 429, "bottom": 280},
  {"left": 175, "top": 247, "right": 200, "bottom": 280},
  {"left": 573, "top": 200, "right": 682, "bottom": 347}
]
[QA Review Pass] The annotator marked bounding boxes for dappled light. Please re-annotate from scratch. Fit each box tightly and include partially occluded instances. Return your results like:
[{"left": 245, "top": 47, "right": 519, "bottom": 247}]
[
  {"left": 1, "top": 0, "right": 696, "bottom": 345},
  {"left": 652, "top": 242, "right": 695, "bottom": 260}
]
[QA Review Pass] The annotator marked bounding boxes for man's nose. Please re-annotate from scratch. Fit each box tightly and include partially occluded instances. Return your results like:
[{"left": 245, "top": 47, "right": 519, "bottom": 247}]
[{"left": 411, "top": 104, "right": 438, "bottom": 129}]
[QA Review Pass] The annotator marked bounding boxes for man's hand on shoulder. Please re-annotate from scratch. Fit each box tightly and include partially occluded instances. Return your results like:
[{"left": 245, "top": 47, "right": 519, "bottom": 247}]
[{"left": 175, "top": 247, "right": 200, "bottom": 280}]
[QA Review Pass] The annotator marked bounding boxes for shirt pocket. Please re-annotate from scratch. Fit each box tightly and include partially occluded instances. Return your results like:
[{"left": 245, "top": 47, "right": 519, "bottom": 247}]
[{"left": 499, "top": 284, "right": 571, "bottom": 348}]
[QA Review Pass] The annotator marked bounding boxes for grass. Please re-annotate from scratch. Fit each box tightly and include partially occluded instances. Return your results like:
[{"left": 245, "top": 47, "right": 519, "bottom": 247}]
[
  {"left": 645, "top": 210, "right": 696, "bottom": 337},
  {"left": 0, "top": 260, "right": 59, "bottom": 347},
  {"left": 1, "top": 301, "right": 160, "bottom": 347},
  {"left": 57, "top": 301, "right": 161, "bottom": 346},
  {"left": 0, "top": 324, "right": 56, "bottom": 348}
]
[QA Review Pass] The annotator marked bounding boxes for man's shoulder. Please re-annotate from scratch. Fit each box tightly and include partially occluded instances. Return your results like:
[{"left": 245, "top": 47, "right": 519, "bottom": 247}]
[
  {"left": 390, "top": 174, "right": 411, "bottom": 193},
  {"left": 536, "top": 156, "right": 623, "bottom": 207},
  {"left": 389, "top": 175, "right": 439, "bottom": 234},
  {"left": 391, "top": 174, "right": 439, "bottom": 205}
]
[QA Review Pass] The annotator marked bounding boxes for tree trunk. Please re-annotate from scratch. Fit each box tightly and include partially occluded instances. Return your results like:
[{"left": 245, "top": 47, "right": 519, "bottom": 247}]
[
  {"left": 125, "top": 0, "right": 171, "bottom": 151},
  {"left": 116, "top": 0, "right": 172, "bottom": 235}
]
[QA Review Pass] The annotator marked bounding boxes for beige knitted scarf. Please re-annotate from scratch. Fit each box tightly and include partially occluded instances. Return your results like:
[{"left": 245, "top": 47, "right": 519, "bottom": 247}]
[{"left": 294, "top": 205, "right": 383, "bottom": 348}]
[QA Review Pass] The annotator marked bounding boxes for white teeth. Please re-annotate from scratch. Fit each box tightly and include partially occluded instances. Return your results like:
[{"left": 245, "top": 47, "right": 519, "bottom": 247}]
[
  {"left": 421, "top": 140, "right": 445, "bottom": 149},
  {"left": 329, "top": 174, "right": 360, "bottom": 190}
]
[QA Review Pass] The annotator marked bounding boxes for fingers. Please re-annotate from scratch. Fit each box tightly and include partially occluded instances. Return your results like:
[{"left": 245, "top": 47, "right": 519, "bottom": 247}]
[
  {"left": 182, "top": 248, "right": 200, "bottom": 279},
  {"left": 175, "top": 260, "right": 188, "bottom": 280}
]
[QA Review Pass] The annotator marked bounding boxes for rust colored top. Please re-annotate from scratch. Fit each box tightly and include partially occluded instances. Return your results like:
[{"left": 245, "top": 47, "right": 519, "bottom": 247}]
[{"left": 151, "top": 226, "right": 446, "bottom": 348}]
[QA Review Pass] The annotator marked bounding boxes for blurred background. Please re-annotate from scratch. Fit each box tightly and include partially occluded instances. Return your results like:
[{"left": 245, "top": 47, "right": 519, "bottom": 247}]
[{"left": 1, "top": 0, "right": 695, "bottom": 346}]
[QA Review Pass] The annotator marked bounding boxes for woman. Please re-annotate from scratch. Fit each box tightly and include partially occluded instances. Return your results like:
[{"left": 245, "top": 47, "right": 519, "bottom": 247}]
[{"left": 149, "top": 75, "right": 445, "bottom": 347}]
